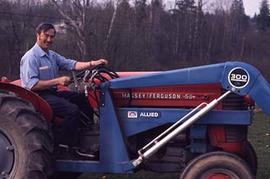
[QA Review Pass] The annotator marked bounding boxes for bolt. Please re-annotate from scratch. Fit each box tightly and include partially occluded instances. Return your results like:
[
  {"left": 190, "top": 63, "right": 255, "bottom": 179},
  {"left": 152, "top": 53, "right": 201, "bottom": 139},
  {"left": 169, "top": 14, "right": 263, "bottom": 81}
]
[
  {"left": 6, "top": 145, "right": 14, "bottom": 151},
  {"left": 1, "top": 171, "right": 8, "bottom": 177},
  {"left": 231, "top": 87, "right": 236, "bottom": 92}
]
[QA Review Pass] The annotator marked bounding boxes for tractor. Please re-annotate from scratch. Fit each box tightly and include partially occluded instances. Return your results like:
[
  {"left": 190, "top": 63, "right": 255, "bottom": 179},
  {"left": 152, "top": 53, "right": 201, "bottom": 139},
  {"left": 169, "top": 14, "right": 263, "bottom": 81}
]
[{"left": 0, "top": 61, "right": 266, "bottom": 179}]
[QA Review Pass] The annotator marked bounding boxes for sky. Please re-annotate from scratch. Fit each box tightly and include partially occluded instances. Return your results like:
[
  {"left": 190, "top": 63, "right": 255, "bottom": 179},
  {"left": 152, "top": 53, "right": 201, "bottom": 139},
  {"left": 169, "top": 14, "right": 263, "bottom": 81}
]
[
  {"left": 244, "top": 0, "right": 261, "bottom": 16},
  {"left": 164, "top": 0, "right": 262, "bottom": 17}
]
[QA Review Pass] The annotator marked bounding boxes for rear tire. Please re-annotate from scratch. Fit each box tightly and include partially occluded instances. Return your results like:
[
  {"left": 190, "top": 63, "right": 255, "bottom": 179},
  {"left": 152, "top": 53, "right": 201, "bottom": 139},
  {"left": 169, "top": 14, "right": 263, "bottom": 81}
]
[
  {"left": 0, "top": 93, "right": 53, "bottom": 179},
  {"left": 180, "top": 151, "right": 254, "bottom": 179}
]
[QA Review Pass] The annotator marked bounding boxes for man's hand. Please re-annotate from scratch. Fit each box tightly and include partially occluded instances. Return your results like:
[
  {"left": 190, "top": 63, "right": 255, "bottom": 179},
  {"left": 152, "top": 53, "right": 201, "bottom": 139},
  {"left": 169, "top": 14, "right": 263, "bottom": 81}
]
[
  {"left": 90, "top": 59, "right": 108, "bottom": 67},
  {"left": 57, "top": 76, "right": 71, "bottom": 86},
  {"left": 31, "top": 76, "right": 71, "bottom": 91}
]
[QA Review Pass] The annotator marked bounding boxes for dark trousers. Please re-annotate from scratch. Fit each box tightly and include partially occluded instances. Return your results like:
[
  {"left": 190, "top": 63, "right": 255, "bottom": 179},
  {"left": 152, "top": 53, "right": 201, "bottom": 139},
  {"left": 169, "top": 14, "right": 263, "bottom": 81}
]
[{"left": 37, "top": 90, "right": 93, "bottom": 146}]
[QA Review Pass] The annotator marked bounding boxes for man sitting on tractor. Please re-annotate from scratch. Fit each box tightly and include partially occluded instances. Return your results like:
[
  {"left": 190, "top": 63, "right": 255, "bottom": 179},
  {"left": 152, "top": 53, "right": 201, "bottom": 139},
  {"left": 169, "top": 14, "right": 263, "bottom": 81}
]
[{"left": 20, "top": 22, "right": 107, "bottom": 152}]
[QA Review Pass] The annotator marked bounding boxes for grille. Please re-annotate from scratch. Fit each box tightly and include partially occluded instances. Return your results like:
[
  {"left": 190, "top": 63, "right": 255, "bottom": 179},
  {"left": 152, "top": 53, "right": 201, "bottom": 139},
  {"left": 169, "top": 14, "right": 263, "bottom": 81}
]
[{"left": 222, "top": 93, "right": 249, "bottom": 110}]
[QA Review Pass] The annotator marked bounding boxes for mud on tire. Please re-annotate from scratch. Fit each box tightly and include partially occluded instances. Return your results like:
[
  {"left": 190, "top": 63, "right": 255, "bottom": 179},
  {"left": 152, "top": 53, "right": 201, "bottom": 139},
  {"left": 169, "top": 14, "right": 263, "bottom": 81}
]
[{"left": 0, "top": 93, "right": 53, "bottom": 179}]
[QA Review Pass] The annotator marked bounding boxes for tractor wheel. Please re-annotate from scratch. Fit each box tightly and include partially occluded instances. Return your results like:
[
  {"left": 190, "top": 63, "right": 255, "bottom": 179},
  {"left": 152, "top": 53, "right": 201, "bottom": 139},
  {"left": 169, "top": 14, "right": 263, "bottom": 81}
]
[
  {"left": 244, "top": 141, "right": 258, "bottom": 175},
  {"left": 180, "top": 151, "right": 254, "bottom": 179},
  {"left": 0, "top": 93, "right": 53, "bottom": 179}
]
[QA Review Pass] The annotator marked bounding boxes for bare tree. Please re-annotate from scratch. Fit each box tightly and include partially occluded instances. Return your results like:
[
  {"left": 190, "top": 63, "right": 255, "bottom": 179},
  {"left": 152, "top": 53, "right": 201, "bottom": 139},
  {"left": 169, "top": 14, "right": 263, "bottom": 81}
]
[
  {"left": 51, "top": 0, "right": 92, "bottom": 59},
  {"left": 104, "top": 0, "right": 121, "bottom": 55}
]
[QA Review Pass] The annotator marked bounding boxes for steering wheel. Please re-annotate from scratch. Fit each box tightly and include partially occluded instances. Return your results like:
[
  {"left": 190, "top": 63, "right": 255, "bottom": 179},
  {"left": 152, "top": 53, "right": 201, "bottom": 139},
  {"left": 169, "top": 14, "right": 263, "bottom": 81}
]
[
  {"left": 71, "top": 65, "right": 119, "bottom": 117},
  {"left": 84, "top": 64, "right": 119, "bottom": 83},
  {"left": 72, "top": 64, "right": 118, "bottom": 84},
  {"left": 70, "top": 64, "right": 119, "bottom": 93}
]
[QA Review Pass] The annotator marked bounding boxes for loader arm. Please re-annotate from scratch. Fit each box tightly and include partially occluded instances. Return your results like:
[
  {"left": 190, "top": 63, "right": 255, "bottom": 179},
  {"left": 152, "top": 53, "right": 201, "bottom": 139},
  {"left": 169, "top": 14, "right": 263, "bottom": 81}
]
[{"left": 108, "top": 61, "right": 270, "bottom": 116}]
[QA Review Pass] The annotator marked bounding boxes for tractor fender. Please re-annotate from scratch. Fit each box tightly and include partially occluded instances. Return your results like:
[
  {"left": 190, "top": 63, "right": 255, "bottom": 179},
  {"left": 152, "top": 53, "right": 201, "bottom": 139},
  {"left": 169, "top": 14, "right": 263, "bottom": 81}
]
[{"left": 0, "top": 81, "right": 53, "bottom": 122}]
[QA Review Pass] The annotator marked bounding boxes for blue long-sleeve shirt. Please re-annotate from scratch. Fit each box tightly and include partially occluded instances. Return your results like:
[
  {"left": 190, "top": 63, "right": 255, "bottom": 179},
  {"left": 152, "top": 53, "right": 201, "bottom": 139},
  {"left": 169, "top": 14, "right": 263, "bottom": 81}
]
[{"left": 20, "top": 43, "right": 76, "bottom": 90}]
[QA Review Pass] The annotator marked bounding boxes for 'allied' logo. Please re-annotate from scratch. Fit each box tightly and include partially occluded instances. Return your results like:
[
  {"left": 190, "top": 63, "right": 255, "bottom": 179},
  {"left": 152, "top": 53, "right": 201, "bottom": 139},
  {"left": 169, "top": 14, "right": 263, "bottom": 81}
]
[
  {"left": 127, "top": 111, "right": 138, "bottom": 118},
  {"left": 127, "top": 111, "right": 161, "bottom": 118},
  {"left": 139, "top": 112, "right": 160, "bottom": 118}
]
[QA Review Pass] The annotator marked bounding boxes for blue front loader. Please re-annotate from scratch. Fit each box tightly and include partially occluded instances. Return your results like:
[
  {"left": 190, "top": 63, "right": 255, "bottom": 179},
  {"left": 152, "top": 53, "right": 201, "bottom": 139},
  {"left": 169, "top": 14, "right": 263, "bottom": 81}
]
[{"left": 56, "top": 61, "right": 267, "bottom": 175}]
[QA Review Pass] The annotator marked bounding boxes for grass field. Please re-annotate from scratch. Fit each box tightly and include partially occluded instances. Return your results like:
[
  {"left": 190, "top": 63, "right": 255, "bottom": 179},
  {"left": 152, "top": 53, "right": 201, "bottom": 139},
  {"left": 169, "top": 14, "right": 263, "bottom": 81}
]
[
  {"left": 79, "top": 112, "right": 270, "bottom": 179},
  {"left": 249, "top": 112, "right": 270, "bottom": 179}
]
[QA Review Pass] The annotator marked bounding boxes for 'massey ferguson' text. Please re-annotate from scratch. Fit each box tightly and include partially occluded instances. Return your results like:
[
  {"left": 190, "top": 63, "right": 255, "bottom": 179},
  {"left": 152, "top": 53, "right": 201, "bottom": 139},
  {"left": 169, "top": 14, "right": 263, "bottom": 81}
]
[{"left": 120, "top": 92, "right": 194, "bottom": 100}]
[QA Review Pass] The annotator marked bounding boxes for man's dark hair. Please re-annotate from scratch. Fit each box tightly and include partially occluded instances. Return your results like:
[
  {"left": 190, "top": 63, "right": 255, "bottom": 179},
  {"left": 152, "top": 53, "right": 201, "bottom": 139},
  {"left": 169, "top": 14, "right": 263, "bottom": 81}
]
[{"left": 36, "top": 23, "right": 56, "bottom": 34}]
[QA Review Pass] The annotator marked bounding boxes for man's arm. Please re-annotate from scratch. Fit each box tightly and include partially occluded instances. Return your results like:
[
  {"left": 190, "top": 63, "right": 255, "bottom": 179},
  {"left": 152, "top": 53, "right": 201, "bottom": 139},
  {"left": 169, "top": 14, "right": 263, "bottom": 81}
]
[
  {"left": 74, "top": 59, "right": 108, "bottom": 71},
  {"left": 54, "top": 52, "right": 108, "bottom": 71},
  {"left": 31, "top": 76, "right": 70, "bottom": 91},
  {"left": 31, "top": 59, "right": 108, "bottom": 90}
]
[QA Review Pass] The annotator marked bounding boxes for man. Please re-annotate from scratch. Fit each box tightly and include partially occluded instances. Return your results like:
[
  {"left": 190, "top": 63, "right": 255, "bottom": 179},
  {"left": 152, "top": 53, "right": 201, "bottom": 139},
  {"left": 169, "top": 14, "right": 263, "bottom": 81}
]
[{"left": 20, "top": 22, "right": 107, "bottom": 149}]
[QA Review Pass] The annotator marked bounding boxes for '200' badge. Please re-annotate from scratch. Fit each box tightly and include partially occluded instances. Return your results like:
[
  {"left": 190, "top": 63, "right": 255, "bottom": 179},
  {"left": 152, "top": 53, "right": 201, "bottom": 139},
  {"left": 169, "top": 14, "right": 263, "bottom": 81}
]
[{"left": 228, "top": 67, "right": 250, "bottom": 89}]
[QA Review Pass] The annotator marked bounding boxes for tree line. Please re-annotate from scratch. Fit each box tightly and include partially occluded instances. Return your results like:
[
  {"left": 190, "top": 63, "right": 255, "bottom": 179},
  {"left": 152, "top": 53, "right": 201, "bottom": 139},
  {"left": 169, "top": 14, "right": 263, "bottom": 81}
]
[{"left": 1, "top": 0, "right": 270, "bottom": 80}]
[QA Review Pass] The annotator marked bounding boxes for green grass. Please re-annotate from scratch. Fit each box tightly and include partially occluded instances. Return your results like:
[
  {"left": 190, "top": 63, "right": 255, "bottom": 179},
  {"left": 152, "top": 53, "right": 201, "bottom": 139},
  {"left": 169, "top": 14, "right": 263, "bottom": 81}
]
[
  {"left": 80, "top": 112, "right": 270, "bottom": 179},
  {"left": 249, "top": 112, "right": 270, "bottom": 179}
]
